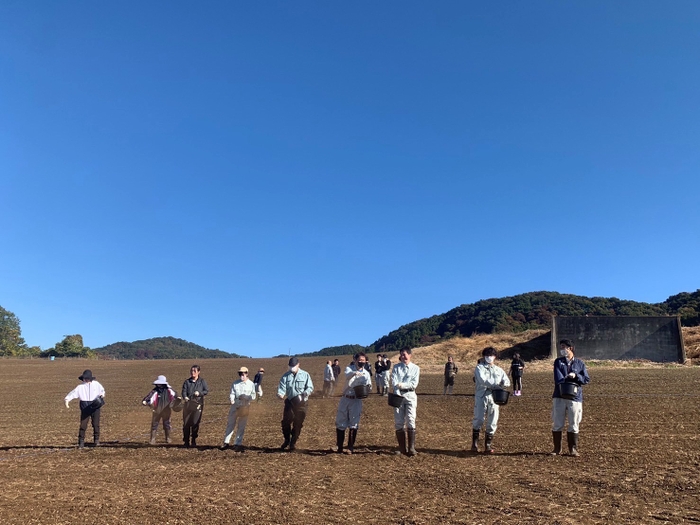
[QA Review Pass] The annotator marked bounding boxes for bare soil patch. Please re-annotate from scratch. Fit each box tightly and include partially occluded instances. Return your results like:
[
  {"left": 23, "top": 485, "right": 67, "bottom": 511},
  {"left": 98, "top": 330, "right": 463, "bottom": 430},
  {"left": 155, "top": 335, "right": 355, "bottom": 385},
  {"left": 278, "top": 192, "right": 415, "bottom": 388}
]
[{"left": 1, "top": 358, "right": 698, "bottom": 524}]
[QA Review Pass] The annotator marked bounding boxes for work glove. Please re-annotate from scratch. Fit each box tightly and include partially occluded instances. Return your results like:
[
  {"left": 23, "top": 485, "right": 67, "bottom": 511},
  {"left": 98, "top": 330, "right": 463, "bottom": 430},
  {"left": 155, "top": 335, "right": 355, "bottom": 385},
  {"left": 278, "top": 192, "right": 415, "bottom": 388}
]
[
  {"left": 277, "top": 394, "right": 284, "bottom": 399},
  {"left": 184, "top": 397, "right": 190, "bottom": 402},
  {"left": 194, "top": 391, "right": 200, "bottom": 397},
  {"left": 302, "top": 393, "right": 309, "bottom": 402},
  {"left": 65, "top": 400, "right": 70, "bottom": 409},
  {"left": 396, "top": 383, "right": 405, "bottom": 390},
  {"left": 567, "top": 372, "right": 576, "bottom": 379},
  {"left": 142, "top": 400, "right": 148, "bottom": 406}
]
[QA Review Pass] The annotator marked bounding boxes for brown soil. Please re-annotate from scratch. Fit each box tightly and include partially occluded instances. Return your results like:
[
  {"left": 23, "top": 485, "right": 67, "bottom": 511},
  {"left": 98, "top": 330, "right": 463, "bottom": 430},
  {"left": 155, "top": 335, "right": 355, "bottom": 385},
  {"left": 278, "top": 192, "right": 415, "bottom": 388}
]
[{"left": 1, "top": 358, "right": 699, "bottom": 524}]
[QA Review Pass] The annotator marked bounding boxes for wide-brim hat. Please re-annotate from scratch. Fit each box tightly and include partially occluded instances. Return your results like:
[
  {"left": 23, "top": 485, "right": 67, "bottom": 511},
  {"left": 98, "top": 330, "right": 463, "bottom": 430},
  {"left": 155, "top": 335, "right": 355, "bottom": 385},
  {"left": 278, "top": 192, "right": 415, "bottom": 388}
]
[
  {"left": 79, "top": 370, "right": 94, "bottom": 381},
  {"left": 238, "top": 366, "right": 249, "bottom": 374},
  {"left": 153, "top": 375, "right": 169, "bottom": 386}
]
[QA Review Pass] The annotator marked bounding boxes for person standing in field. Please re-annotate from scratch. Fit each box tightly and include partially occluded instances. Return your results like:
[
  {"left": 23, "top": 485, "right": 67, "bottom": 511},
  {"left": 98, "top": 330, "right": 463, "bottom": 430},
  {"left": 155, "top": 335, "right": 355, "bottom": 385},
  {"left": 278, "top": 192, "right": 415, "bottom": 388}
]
[
  {"left": 221, "top": 366, "right": 256, "bottom": 451},
  {"left": 323, "top": 360, "right": 335, "bottom": 398},
  {"left": 510, "top": 353, "right": 525, "bottom": 396},
  {"left": 552, "top": 339, "right": 591, "bottom": 457},
  {"left": 253, "top": 368, "right": 264, "bottom": 401},
  {"left": 64, "top": 369, "right": 105, "bottom": 448},
  {"left": 330, "top": 359, "right": 341, "bottom": 397},
  {"left": 382, "top": 354, "right": 391, "bottom": 395},
  {"left": 443, "top": 355, "right": 458, "bottom": 395},
  {"left": 374, "top": 354, "right": 385, "bottom": 395},
  {"left": 471, "top": 347, "right": 510, "bottom": 454},
  {"left": 391, "top": 347, "right": 420, "bottom": 456},
  {"left": 142, "top": 375, "right": 177, "bottom": 445},
  {"left": 277, "top": 357, "right": 314, "bottom": 451},
  {"left": 181, "top": 364, "right": 209, "bottom": 448},
  {"left": 334, "top": 352, "right": 372, "bottom": 454}
]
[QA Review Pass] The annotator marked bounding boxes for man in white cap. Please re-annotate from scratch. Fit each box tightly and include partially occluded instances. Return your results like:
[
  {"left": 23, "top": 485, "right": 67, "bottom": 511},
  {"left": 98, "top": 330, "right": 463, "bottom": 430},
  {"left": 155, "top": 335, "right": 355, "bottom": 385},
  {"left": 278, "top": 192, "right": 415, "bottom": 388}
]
[
  {"left": 221, "top": 366, "right": 257, "bottom": 451},
  {"left": 64, "top": 369, "right": 106, "bottom": 448},
  {"left": 142, "top": 375, "right": 177, "bottom": 445},
  {"left": 391, "top": 348, "right": 420, "bottom": 456},
  {"left": 277, "top": 357, "right": 314, "bottom": 451},
  {"left": 334, "top": 352, "right": 371, "bottom": 454}
]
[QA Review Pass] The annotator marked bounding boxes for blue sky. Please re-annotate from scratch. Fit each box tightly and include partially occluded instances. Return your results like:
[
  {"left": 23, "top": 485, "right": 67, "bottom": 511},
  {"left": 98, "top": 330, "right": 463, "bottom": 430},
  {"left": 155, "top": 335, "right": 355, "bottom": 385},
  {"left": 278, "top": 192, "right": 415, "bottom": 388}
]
[{"left": 1, "top": 1, "right": 699, "bottom": 357}]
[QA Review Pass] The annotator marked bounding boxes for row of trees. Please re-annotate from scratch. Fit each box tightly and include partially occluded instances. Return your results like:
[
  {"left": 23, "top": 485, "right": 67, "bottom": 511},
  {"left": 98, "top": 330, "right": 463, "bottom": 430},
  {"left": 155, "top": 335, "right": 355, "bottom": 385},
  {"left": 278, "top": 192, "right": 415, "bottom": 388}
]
[
  {"left": 0, "top": 306, "right": 93, "bottom": 358},
  {"left": 368, "top": 290, "right": 700, "bottom": 353}
]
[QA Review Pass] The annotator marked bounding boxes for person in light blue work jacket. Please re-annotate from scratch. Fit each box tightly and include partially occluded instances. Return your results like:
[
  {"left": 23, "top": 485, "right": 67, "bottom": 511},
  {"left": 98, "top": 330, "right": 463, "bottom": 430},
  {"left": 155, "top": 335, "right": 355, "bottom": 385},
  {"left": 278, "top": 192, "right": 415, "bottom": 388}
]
[
  {"left": 551, "top": 339, "right": 590, "bottom": 457},
  {"left": 472, "top": 347, "right": 510, "bottom": 454},
  {"left": 277, "top": 357, "right": 314, "bottom": 452}
]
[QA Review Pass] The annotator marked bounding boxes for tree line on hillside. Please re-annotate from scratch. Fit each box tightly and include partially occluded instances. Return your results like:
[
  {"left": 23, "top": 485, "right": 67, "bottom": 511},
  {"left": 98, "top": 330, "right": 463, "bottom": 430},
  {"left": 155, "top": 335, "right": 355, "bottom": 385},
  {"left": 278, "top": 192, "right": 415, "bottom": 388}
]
[
  {"left": 3, "top": 290, "right": 699, "bottom": 358},
  {"left": 93, "top": 337, "right": 240, "bottom": 359},
  {"left": 274, "top": 344, "right": 366, "bottom": 358},
  {"left": 367, "top": 290, "right": 700, "bottom": 353}
]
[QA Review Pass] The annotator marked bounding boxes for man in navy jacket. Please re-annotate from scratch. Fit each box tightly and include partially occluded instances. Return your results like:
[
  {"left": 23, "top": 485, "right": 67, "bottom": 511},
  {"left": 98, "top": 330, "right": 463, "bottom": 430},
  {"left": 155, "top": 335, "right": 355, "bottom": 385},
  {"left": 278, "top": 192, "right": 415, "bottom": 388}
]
[{"left": 551, "top": 339, "right": 590, "bottom": 456}]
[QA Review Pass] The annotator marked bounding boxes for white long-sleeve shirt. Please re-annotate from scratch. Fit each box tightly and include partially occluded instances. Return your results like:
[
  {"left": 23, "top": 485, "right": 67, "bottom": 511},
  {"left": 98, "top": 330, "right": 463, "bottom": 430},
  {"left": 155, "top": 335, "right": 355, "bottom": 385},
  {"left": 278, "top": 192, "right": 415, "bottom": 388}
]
[
  {"left": 324, "top": 364, "right": 335, "bottom": 382},
  {"left": 65, "top": 381, "right": 105, "bottom": 402},
  {"left": 474, "top": 363, "right": 510, "bottom": 398},
  {"left": 342, "top": 364, "right": 371, "bottom": 396},
  {"left": 229, "top": 378, "right": 256, "bottom": 407},
  {"left": 391, "top": 361, "right": 420, "bottom": 402}
]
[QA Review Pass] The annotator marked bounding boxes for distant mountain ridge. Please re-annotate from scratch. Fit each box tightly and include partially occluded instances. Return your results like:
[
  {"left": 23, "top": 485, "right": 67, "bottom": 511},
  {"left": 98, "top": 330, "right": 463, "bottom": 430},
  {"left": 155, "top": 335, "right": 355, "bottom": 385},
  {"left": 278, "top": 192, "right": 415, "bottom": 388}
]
[
  {"left": 366, "top": 290, "right": 700, "bottom": 353},
  {"left": 94, "top": 336, "right": 241, "bottom": 359}
]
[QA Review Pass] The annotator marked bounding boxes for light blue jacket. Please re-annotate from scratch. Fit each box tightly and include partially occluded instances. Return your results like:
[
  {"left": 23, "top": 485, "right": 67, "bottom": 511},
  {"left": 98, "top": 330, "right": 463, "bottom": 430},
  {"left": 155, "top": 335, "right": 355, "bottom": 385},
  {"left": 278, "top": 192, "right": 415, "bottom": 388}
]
[{"left": 277, "top": 369, "right": 314, "bottom": 400}]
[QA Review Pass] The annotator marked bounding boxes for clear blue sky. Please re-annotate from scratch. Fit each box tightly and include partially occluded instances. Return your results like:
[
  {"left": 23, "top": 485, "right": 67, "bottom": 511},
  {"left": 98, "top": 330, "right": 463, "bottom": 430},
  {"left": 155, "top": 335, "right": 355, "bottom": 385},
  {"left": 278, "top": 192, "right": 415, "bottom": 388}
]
[{"left": 2, "top": 2, "right": 699, "bottom": 357}]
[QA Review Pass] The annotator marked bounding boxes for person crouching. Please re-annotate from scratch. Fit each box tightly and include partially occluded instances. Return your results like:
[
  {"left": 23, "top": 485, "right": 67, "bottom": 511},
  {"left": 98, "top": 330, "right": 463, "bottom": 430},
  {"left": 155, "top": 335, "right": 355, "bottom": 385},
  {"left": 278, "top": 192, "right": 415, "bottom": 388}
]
[
  {"left": 471, "top": 347, "right": 510, "bottom": 454},
  {"left": 142, "top": 375, "right": 177, "bottom": 445}
]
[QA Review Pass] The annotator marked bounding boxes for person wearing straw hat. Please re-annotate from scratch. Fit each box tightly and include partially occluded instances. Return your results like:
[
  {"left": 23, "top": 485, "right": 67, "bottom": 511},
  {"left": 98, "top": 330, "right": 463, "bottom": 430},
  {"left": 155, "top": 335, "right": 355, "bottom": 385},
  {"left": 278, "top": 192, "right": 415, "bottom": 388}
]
[
  {"left": 391, "top": 347, "right": 420, "bottom": 456},
  {"left": 253, "top": 368, "right": 265, "bottom": 401},
  {"left": 471, "top": 347, "right": 510, "bottom": 454},
  {"left": 277, "top": 357, "right": 314, "bottom": 451},
  {"left": 64, "top": 370, "right": 105, "bottom": 448},
  {"left": 142, "top": 375, "right": 178, "bottom": 445},
  {"left": 221, "top": 366, "right": 257, "bottom": 451},
  {"left": 551, "top": 339, "right": 590, "bottom": 457},
  {"left": 334, "top": 352, "right": 371, "bottom": 454},
  {"left": 181, "top": 364, "right": 209, "bottom": 448}
]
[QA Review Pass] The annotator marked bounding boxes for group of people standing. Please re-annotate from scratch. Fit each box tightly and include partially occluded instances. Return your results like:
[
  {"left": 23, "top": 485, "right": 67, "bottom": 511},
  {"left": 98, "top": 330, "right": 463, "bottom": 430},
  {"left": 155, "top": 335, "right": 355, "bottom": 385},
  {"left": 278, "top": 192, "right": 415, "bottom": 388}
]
[{"left": 63, "top": 339, "right": 589, "bottom": 457}]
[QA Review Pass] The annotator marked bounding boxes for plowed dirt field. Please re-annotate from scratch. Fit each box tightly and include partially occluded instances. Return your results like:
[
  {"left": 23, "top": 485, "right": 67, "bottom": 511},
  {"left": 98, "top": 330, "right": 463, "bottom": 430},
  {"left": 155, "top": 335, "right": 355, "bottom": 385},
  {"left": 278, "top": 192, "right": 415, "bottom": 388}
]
[{"left": 1, "top": 358, "right": 698, "bottom": 524}]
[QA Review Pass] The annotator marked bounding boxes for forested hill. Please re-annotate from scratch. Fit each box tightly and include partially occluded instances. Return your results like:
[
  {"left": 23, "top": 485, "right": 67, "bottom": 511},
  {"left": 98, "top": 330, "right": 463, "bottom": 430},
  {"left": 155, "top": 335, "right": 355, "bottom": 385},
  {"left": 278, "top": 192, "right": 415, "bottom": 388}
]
[
  {"left": 368, "top": 290, "right": 700, "bottom": 353},
  {"left": 94, "top": 337, "right": 241, "bottom": 359},
  {"left": 276, "top": 344, "right": 366, "bottom": 358}
]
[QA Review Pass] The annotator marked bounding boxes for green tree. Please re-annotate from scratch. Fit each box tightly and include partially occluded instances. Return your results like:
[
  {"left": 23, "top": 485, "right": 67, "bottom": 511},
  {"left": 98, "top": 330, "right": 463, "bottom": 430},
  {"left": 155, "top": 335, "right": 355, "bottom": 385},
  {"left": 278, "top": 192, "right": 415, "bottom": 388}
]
[
  {"left": 51, "top": 334, "right": 95, "bottom": 358},
  {"left": 0, "top": 306, "right": 27, "bottom": 356}
]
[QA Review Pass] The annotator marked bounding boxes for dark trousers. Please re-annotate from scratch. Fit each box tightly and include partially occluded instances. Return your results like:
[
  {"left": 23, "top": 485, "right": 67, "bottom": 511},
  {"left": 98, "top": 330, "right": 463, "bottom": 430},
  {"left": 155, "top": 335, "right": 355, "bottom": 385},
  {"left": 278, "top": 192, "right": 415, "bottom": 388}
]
[
  {"left": 282, "top": 399, "right": 307, "bottom": 443},
  {"left": 513, "top": 376, "right": 522, "bottom": 390},
  {"left": 152, "top": 407, "right": 172, "bottom": 432},
  {"left": 79, "top": 406, "right": 100, "bottom": 442},
  {"left": 183, "top": 402, "right": 203, "bottom": 444}
]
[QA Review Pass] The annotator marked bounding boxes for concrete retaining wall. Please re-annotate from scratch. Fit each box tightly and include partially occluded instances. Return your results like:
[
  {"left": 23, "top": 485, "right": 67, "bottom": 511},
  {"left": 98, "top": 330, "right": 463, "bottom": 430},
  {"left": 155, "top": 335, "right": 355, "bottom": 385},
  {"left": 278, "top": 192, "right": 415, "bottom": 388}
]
[{"left": 551, "top": 316, "right": 685, "bottom": 363}]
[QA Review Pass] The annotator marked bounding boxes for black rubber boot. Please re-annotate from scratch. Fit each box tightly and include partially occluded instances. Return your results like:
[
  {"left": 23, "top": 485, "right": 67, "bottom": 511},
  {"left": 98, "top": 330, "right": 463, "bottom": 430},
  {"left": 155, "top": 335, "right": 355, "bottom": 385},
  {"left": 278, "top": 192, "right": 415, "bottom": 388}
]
[
  {"left": 335, "top": 428, "right": 345, "bottom": 453},
  {"left": 567, "top": 432, "right": 580, "bottom": 457},
  {"left": 484, "top": 433, "right": 495, "bottom": 454},
  {"left": 406, "top": 429, "right": 417, "bottom": 456},
  {"left": 150, "top": 430, "right": 157, "bottom": 445},
  {"left": 347, "top": 428, "right": 357, "bottom": 454},
  {"left": 395, "top": 429, "right": 407, "bottom": 455},
  {"left": 471, "top": 430, "right": 480, "bottom": 453},
  {"left": 78, "top": 438, "right": 85, "bottom": 449},
  {"left": 551, "top": 431, "right": 562, "bottom": 455},
  {"left": 164, "top": 428, "right": 172, "bottom": 444},
  {"left": 280, "top": 429, "right": 291, "bottom": 451}
]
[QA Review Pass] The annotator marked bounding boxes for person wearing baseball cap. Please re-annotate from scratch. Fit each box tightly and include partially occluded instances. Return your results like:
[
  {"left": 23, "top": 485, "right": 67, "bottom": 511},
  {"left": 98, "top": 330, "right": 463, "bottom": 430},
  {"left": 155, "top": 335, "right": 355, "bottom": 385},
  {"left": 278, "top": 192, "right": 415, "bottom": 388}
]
[
  {"left": 64, "top": 370, "right": 106, "bottom": 448},
  {"left": 220, "top": 366, "right": 256, "bottom": 451},
  {"left": 277, "top": 357, "right": 314, "bottom": 451}
]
